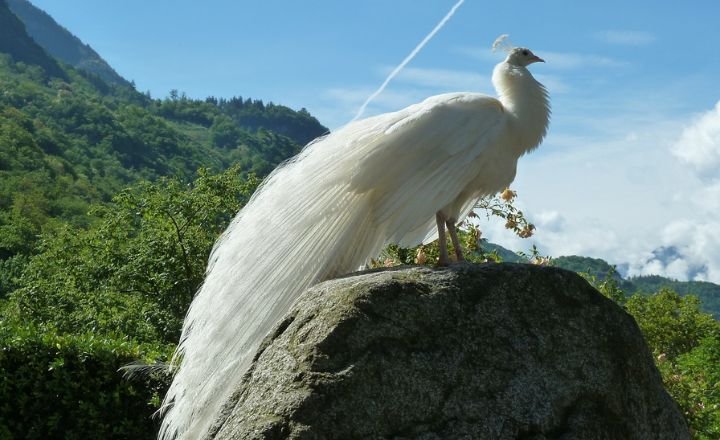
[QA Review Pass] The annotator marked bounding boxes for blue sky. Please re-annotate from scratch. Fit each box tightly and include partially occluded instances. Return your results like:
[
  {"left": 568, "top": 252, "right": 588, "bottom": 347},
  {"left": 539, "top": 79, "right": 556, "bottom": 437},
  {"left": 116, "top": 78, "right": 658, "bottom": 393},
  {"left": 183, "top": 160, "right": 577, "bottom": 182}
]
[{"left": 30, "top": 0, "right": 720, "bottom": 282}]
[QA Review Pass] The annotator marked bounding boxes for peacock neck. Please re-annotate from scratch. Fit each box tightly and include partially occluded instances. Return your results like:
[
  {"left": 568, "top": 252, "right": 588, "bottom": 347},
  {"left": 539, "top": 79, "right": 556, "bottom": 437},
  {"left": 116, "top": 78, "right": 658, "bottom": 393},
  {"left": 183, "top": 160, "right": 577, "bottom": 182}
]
[{"left": 492, "top": 63, "right": 550, "bottom": 156}]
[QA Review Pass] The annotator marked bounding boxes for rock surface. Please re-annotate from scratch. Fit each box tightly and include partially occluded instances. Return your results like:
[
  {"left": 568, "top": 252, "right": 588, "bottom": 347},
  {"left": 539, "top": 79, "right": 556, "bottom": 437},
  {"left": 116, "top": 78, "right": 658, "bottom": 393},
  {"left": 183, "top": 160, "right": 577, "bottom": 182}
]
[{"left": 210, "top": 263, "right": 689, "bottom": 440}]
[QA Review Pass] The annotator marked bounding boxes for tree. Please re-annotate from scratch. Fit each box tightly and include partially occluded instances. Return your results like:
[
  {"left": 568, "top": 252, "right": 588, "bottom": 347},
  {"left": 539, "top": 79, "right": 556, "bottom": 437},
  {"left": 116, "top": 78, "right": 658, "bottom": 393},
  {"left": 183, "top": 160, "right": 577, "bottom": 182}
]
[
  {"left": 585, "top": 279, "right": 720, "bottom": 439},
  {"left": 5, "top": 166, "right": 259, "bottom": 343},
  {"left": 626, "top": 289, "right": 719, "bottom": 359}
]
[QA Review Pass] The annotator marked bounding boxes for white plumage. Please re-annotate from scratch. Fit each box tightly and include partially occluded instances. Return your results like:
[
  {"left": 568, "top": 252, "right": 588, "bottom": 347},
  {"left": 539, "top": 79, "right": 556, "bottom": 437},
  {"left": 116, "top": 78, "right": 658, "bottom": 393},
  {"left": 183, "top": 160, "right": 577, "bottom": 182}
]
[{"left": 159, "top": 45, "right": 550, "bottom": 439}]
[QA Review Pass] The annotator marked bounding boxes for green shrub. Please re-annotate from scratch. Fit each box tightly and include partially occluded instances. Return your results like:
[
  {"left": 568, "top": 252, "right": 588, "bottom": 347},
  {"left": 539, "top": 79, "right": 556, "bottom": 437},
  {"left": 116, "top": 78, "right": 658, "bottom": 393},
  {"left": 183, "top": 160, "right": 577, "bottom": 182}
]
[
  {"left": 584, "top": 278, "right": 720, "bottom": 439},
  {"left": 626, "top": 289, "right": 719, "bottom": 359},
  {"left": 658, "top": 337, "right": 720, "bottom": 439},
  {"left": 0, "top": 322, "right": 172, "bottom": 439}
]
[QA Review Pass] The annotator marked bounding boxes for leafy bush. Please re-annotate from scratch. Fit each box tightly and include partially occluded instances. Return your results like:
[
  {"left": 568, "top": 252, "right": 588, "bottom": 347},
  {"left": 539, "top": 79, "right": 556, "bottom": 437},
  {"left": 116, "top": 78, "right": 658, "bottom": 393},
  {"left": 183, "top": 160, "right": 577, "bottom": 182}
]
[
  {"left": 6, "top": 167, "right": 259, "bottom": 344},
  {"left": 626, "top": 289, "right": 719, "bottom": 359},
  {"left": 376, "top": 189, "right": 538, "bottom": 267},
  {"left": 0, "top": 165, "right": 258, "bottom": 439},
  {"left": 0, "top": 322, "right": 172, "bottom": 439},
  {"left": 589, "top": 279, "right": 720, "bottom": 438},
  {"left": 659, "top": 336, "right": 720, "bottom": 439},
  {"left": 0, "top": 52, "right": 325, "bottom": 299}
]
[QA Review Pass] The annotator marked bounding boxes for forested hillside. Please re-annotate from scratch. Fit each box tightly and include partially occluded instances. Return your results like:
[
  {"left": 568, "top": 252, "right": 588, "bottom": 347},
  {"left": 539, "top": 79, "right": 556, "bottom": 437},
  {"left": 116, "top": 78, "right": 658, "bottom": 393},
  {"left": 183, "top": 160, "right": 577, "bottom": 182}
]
[
  {"left": 0, "top": 0, "right": 64, "bottom": 79},
  {"left": 7, "top": 0, "right": 130, "bottom": 86},
  {"left": 0, "top": 58, "right": 324, "bottom": 292},
  {"left": 0, "top": 3, "right": 327, "bottom": 434},
  {"left": 0, "top": 0, "right": 326, "bottom": 297},
  {"left": 553, "top": 255, "right": 720, "bottom": 317},
  {"left": 0, "top": 1, "right": 717, "bottom": 438}
]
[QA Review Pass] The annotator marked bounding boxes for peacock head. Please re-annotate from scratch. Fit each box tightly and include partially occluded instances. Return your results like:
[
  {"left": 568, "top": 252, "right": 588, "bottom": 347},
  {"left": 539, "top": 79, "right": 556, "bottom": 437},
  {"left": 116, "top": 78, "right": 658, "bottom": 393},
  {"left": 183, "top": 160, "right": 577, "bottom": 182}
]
[
  {"left": 492, "top": 35, "right": 544, "bottom": 67},
  {"left": 505, "top": 47, "right": 545, "bottom": 67}
]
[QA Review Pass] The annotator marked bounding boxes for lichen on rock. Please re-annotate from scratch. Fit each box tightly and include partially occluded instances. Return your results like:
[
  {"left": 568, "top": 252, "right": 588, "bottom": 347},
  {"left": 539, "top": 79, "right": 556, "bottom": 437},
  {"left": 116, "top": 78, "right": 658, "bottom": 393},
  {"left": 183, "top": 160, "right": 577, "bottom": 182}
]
[{"left": 210, "top": 263, "right": 690, "bottom": 440}]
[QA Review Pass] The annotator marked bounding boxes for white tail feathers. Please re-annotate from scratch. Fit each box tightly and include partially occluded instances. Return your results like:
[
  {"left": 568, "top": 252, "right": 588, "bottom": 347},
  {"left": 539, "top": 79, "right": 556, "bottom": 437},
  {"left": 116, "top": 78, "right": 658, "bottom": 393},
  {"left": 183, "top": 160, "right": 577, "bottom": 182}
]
[
  {"left": 159, "top": 51, "right": 551, "bottom": 437},
  {"left": 159, "top": 118, "right": 408, "bottom": 439}
]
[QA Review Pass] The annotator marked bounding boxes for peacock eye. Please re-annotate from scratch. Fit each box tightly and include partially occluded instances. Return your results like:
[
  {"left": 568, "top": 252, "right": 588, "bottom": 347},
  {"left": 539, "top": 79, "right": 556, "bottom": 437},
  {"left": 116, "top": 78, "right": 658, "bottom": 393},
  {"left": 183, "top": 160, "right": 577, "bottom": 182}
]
[{"left": 522, "top": 50, "right": 529, "bottom": 56}]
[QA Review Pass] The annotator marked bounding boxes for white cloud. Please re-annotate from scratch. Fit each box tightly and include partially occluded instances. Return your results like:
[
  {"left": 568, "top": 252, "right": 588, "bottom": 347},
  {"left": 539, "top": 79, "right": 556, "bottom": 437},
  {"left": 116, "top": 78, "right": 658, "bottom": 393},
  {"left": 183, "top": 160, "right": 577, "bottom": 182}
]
[
  {"left": 617, "top": 101, "right": 720, "bottom": 283},
  {"left": 534, "top": 74, "right": 571, "bottom": 94},
  {"left": 533, "top": 211, "right": 566, "bottom": 233},
  {"left": 453, "top": 46, "right": 502, "bottom": 63},
  {"left": 474, "top": 209, "right": 624, "bottom": 262},
  {"left": 664, "top": 258, "right": 690, "bottom": 280},
  {"left": 456, "top": 46, "right": 625, "bottom": 71},
  {"left": 469, "top": 91, "right": 720, "bottom": 284},
  {"left": 313, "top": 58, "right": 720, "bottom": 286},
  {"left": 392, "top": 66, "right": 487, "bottom": 91},
  {"left": 626, "top": 220, "right": 720, "bottom": 283},
  {"left": 317, "top": 66, "right": 496, "bottom": 128},
  {"left": 536, "top": 51, "right": 626, "bottom": 70},
  {"left": 701, "top": 181, "right": 720, "bottom": 212},
  {"left": 595, "top": 30, "right": 656, "bottom": 46},
  {"left": 638, "top": 259, "right": 665, "bottom": 277},
  {"left": 671, "top": 101, "right": 720, "bottom": 181},
  {"left": 323, "top": 87, "right": 419, "bottom": 109}
]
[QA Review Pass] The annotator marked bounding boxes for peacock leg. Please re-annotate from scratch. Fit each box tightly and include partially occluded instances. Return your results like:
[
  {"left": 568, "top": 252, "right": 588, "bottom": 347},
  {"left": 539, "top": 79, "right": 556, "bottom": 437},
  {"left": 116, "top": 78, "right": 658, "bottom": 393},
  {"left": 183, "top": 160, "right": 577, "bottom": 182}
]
[
  {"left": 436, "top": 212, "right": 450, "bottom": 266},
  {"left": 446, "top": 218, "right": 465, "bottom": 262}
]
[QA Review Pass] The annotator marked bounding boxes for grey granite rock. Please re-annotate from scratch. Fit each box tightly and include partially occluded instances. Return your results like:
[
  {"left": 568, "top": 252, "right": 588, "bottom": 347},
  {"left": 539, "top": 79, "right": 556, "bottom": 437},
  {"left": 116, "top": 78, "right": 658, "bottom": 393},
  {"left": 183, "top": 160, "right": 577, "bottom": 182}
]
[{"left": 210, "top": 263, "right": 690, "bottom": 440}]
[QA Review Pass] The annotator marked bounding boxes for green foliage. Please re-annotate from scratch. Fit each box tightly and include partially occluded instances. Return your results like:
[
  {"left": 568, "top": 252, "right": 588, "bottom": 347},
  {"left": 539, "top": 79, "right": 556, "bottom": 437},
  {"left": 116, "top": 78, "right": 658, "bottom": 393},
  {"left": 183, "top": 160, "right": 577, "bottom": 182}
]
[
  {"left": 0, "top": 14, "right": 323, "bottom": 437},
  {"left": 481, "top": 239, "right": 528, "bottom": 263},
  {"left": 475, "top": 189, "right": 536, "bottom": 239},
  {"left": 584, "top": 276, "right": 720, "bottom": 438},
  {"left": 553, "top": 256, "right": 720, "bottom": 318},
  {"left": 0, "top": 321, "right": 171, "bottom": 440},
  {"left": 630, "top": 275, "right": 720, "bottom": 319},
  {"left": 7, "top": 0, "right": 131, "bottom": 86},
  {"left": 0, "top": 168, "right": 256, "bottom": 438},
  {"left": 552, "top": 255, "right": 617, "bottom": 279},
  {"left": 0, "top": 254, "right": 28, "bottom": 297},
  {"left": 377, "top": 222, "right": 496, "bottom": 268},
  {"left": 578, "top": 267, "right": 627, "bottom": 305},
  {"left": 0, "top": 31, "right": 325, "bottom": 437},
  {"left": 552, "top": 255, "right": 637, "bottom": 292},
  {"left": 0, "top": 0, "right": 66, "bottom": 80},
  {"left": 214, "top": 96, "right": 327, "bottom": 146},
  {"left": 5, "top": 167, "right": 258, "bottom": 344},
  {"left": 661, "top": 337, "right": 720, "bottom": 439},
  {"left": 0, "top": 50, "right": 324, "bottom": 298},
  {"left": 152, "top": 95, "right": 327, "bottom": 148},
  {"left": 376, "top": 191, "right": 538, "bottom": 267},
  {"left": 625, "top": 289, "right": 719, "bottom": 360}
]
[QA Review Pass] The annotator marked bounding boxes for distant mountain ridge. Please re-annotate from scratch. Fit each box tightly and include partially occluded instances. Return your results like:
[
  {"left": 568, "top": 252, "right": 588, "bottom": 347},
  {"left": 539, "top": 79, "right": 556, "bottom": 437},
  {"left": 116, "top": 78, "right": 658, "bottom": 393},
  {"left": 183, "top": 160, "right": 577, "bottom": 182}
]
[
  {"left": 2, "top": 0, "right": 717, "bottom": 321},
  {"left": 0, "top": 0, "right": 64, "bottom": 79},
  {"left": 6, "top": 0, "right": 130, "bottom": 86},
  {"left": 0, "top": 2, "right": 326, "bottom": 296},
  {"left": 472, "top": 245, "right": 719, "bottom": 318},
  {"left": 552, "top": 255, "right": 720, "bottom": 318}
]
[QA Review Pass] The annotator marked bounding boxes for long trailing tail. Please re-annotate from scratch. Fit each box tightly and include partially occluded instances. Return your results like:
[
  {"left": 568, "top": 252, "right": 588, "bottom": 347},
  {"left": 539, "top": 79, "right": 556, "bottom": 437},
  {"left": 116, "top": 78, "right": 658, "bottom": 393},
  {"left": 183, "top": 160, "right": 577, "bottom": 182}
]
[
  {"left": 158, "top": 117, "right": 401, "bottom": 439},
  {"left": 160, "top": 2, "right": 471, "bottom": 435},
  {"left": 158, "top": 94, "right": 500, "bottom": 438},
  {"left": 158, "top": 100, "right": 494, "bottom": 438}
]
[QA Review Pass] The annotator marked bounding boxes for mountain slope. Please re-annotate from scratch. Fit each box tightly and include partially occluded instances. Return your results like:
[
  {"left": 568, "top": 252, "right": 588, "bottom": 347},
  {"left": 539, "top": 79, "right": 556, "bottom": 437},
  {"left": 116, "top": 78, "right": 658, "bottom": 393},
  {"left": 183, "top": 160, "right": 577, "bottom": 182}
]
[
  {"left": 0, "top": 55, "right": 324, "bottom": 239},
  {"left": 553, "top": 255, "right": 720, "bottom": 317},
  {"left": 628, "top": 275, "right": 720, "bottom": 318},
  {"left": 7, "top": 0, "right": 130, "bottom": 86},
  {"left": 0, "top": 11, "right": 327, "bottom": 296},
  {"left": 0, "top": 0, "right": 64, "bottom": 79}
]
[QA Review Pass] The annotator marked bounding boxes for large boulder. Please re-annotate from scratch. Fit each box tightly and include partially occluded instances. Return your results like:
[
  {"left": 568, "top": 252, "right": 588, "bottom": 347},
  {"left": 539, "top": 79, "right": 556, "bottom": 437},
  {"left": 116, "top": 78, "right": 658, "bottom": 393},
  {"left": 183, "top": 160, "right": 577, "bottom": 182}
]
[{"left": 210, "top": 263, "right": 689, "bottom": 439}]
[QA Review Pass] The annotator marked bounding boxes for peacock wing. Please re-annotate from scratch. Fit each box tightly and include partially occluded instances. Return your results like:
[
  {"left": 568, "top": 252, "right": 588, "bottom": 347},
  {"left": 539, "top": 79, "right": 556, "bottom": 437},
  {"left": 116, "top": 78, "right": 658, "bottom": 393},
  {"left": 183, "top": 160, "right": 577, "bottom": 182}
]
[{"left": 348, "top": 92, "right": 507, "bottom": 243}]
